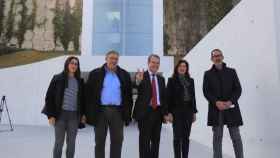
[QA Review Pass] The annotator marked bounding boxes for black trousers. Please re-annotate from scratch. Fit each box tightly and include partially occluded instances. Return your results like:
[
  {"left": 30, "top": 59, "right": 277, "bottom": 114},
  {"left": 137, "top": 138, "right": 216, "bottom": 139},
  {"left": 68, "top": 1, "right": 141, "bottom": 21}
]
[
  {"left": 94, "top": 106, "right": 124, "bottom": 158},
  {"left": 138, "top": 107, "right": 162, "bottom": 158},
  {"left": 172, "top": 108, "right": 193, "bottom": 158}
]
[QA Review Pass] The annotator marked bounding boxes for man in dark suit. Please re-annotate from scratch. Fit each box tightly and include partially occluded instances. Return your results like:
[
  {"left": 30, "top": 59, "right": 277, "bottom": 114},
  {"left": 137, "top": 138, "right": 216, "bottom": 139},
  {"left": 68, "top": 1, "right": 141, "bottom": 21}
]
[
  {"left": 203, "top": 49, "right": 244, "bottom": 158},
  {"left": 133, "top": 54, "right": 170, "bottom": 158},
  {"left": 85, "top": 50, "right": 133, "bottom": 158}
]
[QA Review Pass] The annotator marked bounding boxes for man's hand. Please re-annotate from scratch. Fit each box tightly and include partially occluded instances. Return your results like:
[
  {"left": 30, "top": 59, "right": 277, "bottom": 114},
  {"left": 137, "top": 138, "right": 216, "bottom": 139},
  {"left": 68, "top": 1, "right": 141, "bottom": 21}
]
[
  {"left": 81, "top": 115, "right": 87, "bottom": 124},
  {"left": 48, "top": 117, "right": 56, "bottom": 126},
  {"left": 164, "top": 115, "right": 170, "bottom": 123},
  {"left": 124, "top": 117, "right": 132, "bottom": 126},
  {"left": 224, "top": 101, "right": 233, "bottom": 109},
  {"left": 192, "top": 114, "right": 196, "bottom": 123},
  {"left": 216, "top": 101, "right": 227, "bottom": 111},
  {"left": 168, "top": 113, "right": 173, "bottom": 123},
  {"left": 135, "top": 69, "right": 144, "bottom": 83}
]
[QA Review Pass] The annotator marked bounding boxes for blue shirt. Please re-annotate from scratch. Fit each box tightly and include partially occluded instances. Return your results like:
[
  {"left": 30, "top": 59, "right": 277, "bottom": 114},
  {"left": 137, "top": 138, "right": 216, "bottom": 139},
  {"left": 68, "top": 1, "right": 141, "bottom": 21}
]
[{"left": 101, "top": 68, "right": 122, "bottom": 106}]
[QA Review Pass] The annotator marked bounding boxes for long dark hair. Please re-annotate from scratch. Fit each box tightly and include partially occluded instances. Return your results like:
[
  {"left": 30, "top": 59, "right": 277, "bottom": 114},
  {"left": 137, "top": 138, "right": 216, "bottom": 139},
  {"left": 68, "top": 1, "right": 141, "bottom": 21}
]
[
  {"left": 172, "top": 59, "right": 190, "bottom": 78},
  {"left": 63, "top": 56, "right": 81, "bottom": 79}
]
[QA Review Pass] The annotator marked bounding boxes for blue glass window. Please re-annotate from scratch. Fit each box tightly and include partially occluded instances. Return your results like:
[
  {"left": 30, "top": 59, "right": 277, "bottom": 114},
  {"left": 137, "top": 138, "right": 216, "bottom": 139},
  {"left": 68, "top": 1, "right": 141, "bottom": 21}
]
[{"left": 93, "top": 0, "right": 153, "bottom": 56}]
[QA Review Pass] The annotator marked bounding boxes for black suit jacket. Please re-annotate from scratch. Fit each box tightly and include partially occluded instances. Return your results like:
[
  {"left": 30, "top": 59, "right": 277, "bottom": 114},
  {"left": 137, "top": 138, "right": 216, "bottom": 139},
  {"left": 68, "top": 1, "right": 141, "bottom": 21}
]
[
  {"left": 85, "top": 64, "right": 133, "bottom": 126},
  {"left": 133, "top": 71, "right": 168, "bottom": 121},
  {"left": 167, "top": 75, "right": 198, "bottom": 114},
  {"left": 203, "top": 63, "right": 243, "bottom": 126},
  {"left": 42, "top": 72, "right": 85, "bottom": 119}
]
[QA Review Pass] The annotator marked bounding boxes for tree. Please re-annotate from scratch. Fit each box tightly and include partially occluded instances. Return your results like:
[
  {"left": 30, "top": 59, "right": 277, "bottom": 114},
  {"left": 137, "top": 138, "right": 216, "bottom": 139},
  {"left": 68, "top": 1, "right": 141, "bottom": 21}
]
[
  {"left": 60, "top": 0, "right": 72, "bottom": 52},
  {"left": 16, "top": 0, "right": 29, "bottom": 48},
  {"left": 28, "top": 0, "right": 37, "bottom": 31},
  {"left": 52, "top": 0, "right": 73, "bottom": 52},
  {"left": 29, "top": 0, "right": 37, "bottom": 49},
  {"left": 207, "top": 0, "right": 233, "bottom": 30},
  {"left": 4, "top": 0, "right": 15, "bottom": 43},
  {"left": 52, "top": 0, "right": 64, "bottom": 50},
  {"left": 71, "top": 0, "right": 82, "bottom": 52},
  {"left": 164, "top": 0, "right": 239, "bottom": 61},
  {"left": 164, "top": 0, "right": 202, "bottom": 61},
  {"left": 0, "top": 0, "right": 5, "bottom": 39}
]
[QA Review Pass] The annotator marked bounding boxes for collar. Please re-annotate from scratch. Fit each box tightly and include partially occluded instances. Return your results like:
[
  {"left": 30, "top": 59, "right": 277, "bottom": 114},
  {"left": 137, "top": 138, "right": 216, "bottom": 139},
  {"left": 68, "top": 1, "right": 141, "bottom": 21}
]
[
  {"left": 103, "top": 64, "right": 118, "bottom": 73},
  {"left": 148, "top": 70, "right": 157, "bottom": 77}
]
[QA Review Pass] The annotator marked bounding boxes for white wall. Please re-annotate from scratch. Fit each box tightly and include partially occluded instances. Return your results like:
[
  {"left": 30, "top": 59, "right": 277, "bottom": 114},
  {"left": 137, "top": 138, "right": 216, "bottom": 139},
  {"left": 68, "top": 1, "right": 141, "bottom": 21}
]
[
  {"left": 81, "top": 0, "right": 94, "bottom": 55},
  {"left": 0, "top": 57, "right": 66, "bottom": 125},
  {"left": 185, "top": 0, "right": 280, "bottom": 157},
  {"left": 153, "top": 0, "right": 164, "bottom": 54},
  {"left": 274, "top": 0, "right": 280, "bottom": 78}
]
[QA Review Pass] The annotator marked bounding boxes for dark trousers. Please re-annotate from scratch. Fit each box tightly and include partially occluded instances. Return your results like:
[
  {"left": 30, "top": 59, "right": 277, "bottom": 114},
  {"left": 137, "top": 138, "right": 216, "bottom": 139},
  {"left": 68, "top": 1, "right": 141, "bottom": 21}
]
[
  {"left": 94, "top": 106, "right": 124, "bottom": 158},
  {"left": 172, "top": 108, "right": 193, "bottom": 158},
  {"left": 53, "top": 110, "right": 79, "bottom": 158},
  {"left": 138, "top": 107, "right": 162, "bottom": 158},
  {"left": 212, "top": 112, "right": 244, "bottom": 158}
]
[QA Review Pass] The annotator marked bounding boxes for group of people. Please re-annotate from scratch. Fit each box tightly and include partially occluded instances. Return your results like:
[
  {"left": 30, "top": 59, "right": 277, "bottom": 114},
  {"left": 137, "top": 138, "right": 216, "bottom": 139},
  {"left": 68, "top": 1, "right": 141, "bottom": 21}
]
[{"left": 42, "top": 49, "right": 244, "bottom": 158}]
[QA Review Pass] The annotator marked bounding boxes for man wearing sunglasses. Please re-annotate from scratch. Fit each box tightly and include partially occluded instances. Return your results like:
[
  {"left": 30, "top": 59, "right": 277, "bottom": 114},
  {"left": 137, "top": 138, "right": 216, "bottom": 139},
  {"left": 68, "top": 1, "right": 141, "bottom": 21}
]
[{"left": 203, "top": 49, "right": 244, "bottom": 158}]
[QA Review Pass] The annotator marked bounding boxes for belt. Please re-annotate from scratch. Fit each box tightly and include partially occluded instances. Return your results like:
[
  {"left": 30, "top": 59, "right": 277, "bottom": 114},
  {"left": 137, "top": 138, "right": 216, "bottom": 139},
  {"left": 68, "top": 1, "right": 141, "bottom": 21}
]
[
  {"left": 101, "top": 104, "right": 121, "bottom": 107},
  {"left": 100, "top": 105, "right": 122, "bottom": 108}
]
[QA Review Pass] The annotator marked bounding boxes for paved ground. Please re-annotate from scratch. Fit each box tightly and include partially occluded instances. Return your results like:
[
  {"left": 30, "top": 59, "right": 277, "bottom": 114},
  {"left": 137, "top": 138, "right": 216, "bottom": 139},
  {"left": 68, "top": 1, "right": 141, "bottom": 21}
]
[{"left": 0, "top": 124, "right": 234, "bottom": 158}]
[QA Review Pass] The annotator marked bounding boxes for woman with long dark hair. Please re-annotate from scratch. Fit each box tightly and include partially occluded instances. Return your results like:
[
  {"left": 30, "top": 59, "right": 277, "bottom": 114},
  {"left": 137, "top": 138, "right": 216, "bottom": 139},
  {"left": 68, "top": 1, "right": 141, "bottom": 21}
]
[
  {"left": 42, "top": 56, "right": 86, "bottom": 158},
  {"left": 167, "top": 59, "right": 198, "bottom": 158}
]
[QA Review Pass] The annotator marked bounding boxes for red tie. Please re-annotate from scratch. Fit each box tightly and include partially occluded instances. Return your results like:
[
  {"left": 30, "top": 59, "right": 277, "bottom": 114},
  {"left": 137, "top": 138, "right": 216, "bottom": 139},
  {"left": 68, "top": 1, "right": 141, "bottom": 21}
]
[{"left": 151, "top": 74, "right": 158, "bottom": 109}]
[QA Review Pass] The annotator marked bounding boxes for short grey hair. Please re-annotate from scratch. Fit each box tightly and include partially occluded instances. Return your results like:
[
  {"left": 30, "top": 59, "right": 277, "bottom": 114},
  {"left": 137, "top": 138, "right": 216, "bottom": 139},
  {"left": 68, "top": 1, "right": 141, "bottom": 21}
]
[
  {"left": 211, "top": 49, "right": 223, "bottom": 57},
  {"left": 148, "top": 54, "right": 160, "bottom": 63},
  {"left": 106, "top": 50, "right": 120, "bottom": 57}
]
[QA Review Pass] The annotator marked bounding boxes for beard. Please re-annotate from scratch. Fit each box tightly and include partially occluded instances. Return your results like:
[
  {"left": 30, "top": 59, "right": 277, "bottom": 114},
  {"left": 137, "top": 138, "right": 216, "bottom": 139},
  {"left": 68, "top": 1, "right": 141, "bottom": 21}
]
[{"left": 214, "top": 61, "right": 223, "bottom": 70}]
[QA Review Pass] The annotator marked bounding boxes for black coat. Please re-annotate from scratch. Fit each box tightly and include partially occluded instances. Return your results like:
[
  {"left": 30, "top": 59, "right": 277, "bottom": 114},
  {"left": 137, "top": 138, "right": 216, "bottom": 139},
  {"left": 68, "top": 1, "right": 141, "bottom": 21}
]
[
  {"left": 133, "top": 71, "right": 168, "bottom": 121},
  {"left": 42, "top": 72, "right": 85, "bottom": 119},
  {"left": 167, "top": 75, "right": 198, "bottom": 114},
  {"left": 85, "top": 64, "right": 133, "bottom": 126},
  {"left": 203, "top": 63, "right": 243, "bottom": 126}
]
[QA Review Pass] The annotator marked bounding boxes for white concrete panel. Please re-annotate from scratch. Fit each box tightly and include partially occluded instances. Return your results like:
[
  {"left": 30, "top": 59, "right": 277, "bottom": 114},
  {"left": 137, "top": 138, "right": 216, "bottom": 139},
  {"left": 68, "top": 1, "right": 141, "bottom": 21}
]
[
  {"left": 153, "top": 0, "right": 164, "bottom": 55},
  {"left": 81, "top": 0, "right": 94, "bottom": 55},
  {"left": 184, "top": 0, "right": 280, "bottom": 157},
  {"left": 274, "top": 0, "right": 280, "bottom": 78},
  {"left": 0, "top": 57, "right": 67, "bottom": 125}
]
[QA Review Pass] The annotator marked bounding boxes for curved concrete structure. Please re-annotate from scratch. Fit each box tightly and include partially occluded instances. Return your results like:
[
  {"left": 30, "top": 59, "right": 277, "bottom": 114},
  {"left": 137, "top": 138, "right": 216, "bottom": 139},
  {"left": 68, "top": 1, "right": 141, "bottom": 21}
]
[{"left": 185, "top": 0, "right": 280, "bottom": 157}]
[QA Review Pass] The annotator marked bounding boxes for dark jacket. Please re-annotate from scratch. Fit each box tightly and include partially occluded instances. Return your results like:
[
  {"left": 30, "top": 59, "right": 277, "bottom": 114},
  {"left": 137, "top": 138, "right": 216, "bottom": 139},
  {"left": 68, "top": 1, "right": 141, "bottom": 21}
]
[
  {"left": 133, "top": 71, "right": 168, "bottom": 121},
  {"left": 167, "top": 75, "right": 198, "bottom": 114},
  {"left": 42, "top": 72, "right": 85, "bottom": 119},
  {"left": 203, "top": 63, "right": 243, "bottom": 126},
  {"left": 85, "top": 64, "right": 133, "bottom": 126}
]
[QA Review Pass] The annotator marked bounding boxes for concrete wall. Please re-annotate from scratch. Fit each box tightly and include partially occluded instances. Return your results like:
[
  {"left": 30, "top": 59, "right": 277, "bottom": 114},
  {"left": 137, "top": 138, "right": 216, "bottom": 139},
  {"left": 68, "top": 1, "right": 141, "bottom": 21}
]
[
  {"left": 185, "top": 0, "right": 280, "bottom": 157},
  {"left": 274, "top": 0, "right": 280, "bottom": 79}
]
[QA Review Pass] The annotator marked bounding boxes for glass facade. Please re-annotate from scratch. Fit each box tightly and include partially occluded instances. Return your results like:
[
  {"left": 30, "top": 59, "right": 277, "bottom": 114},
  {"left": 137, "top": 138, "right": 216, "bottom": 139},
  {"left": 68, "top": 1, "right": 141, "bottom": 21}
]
[{"left": 93, "top": 0, "right": 153, "bottom": 55}]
